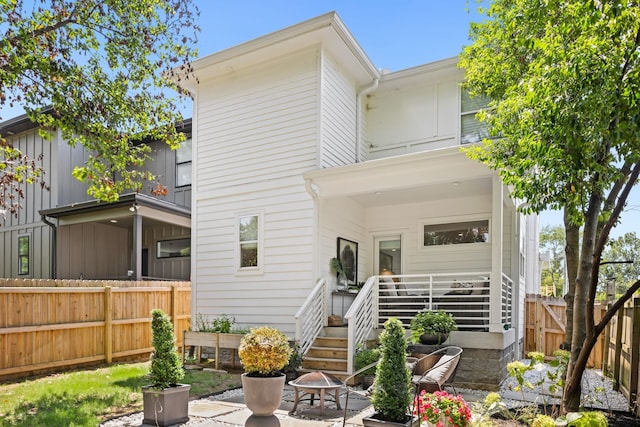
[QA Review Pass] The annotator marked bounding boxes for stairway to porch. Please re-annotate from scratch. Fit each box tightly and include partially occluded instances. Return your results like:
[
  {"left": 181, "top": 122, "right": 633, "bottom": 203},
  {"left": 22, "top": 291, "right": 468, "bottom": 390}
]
[{"left": 299, "top": 326, "right": 349, "bottom": 381}]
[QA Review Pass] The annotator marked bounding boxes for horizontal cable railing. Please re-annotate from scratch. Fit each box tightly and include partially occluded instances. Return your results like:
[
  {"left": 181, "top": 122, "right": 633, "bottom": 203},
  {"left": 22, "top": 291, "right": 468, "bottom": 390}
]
[{"left": 294, "top": 278, "right": 327, "bottom": 356}]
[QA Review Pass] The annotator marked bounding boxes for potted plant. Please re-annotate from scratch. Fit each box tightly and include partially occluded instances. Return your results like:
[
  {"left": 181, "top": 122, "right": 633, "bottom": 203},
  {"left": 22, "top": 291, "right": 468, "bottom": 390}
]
[
  {"left": 414, "top": 390, "right": 472, "bottom": 427},
  {"left": 142, "top": 309, "right": 190, "bottom": 427},
  {"left": 410, "top": 310, "right": 457, "bottom": 345},
  {"left": 364, "top": 317, "right": 418, "bottom": 427},
  {"left": 238, "top": 326, "right": 292, "bottom": 417},
  {"left": 282, "top": 341, "right": 303, "bottom": 382},
  {"left": 354, "top": 346, "right": 380, "bottom": 389},
  {"left": 330, "top": 257, "right": 348, "bottom": 290}
]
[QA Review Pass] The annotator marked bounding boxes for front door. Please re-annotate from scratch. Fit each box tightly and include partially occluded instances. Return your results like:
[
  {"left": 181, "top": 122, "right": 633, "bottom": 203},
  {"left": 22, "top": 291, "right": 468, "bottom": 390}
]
[{"left": 374, "top": 235, "right": 402, "bottom": 276}]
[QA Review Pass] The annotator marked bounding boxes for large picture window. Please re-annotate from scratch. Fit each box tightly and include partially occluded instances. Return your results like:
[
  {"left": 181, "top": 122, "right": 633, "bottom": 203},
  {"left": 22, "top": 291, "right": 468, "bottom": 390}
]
[
  {"left": 18, "top": 235, "right": 29, "bottom": 275},
  {"left": 239, "top": 214, "right": 260, "bottom": 269},
  {"left": 157, "top": 238, "right": 191, "bottom": 258},
  {"left": 423, "top": 220, "right": 489, "bottom": 246}
]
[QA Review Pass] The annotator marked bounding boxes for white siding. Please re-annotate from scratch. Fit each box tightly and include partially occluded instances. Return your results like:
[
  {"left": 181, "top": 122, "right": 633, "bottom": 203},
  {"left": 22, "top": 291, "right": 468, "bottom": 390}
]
[
  {"left": 320, "top": 52, "right": 357, "bottom": 168},
  {"left": 193, "top": 49, "right": 322, "bottom": 335},
  {"left": 366, "top": 196, "right": 493, "bottom": 275}
]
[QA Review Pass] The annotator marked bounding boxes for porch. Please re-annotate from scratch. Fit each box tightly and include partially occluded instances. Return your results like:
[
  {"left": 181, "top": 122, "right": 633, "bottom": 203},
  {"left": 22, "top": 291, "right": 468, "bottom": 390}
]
[{"left": 295, "top": 272, "right": 515, "bottom": 390}]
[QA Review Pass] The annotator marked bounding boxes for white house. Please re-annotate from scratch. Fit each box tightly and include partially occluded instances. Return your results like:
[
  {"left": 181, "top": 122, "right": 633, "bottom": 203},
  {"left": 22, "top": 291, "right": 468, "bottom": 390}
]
[{"left": 183, "top": 12, "right": 539, "bottom": 389}]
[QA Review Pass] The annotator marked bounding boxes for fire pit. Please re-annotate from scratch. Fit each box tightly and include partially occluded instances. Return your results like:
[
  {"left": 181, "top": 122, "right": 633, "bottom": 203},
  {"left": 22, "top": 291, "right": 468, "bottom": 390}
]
[{"left": 288, "top": 371, "right": 344, "bottom": 415}]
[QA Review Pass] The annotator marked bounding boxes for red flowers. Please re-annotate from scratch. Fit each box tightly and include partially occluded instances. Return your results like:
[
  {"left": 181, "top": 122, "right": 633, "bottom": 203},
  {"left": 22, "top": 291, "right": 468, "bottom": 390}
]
[{"left": 414, "top": 390, "right": 472, "bottom": 427}]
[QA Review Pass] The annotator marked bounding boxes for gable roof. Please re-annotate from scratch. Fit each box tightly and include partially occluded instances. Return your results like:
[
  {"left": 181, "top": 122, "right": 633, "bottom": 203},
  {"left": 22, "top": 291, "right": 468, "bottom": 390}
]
[{"left": 184, "top": 11, "right": 379, "bottom": 89}]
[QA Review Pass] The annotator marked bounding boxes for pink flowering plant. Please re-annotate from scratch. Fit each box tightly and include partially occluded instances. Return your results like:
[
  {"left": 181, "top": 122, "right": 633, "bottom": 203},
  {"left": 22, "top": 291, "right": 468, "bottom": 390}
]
[{"left": 414, "top": 390, "right": 472, "bottom": 427}]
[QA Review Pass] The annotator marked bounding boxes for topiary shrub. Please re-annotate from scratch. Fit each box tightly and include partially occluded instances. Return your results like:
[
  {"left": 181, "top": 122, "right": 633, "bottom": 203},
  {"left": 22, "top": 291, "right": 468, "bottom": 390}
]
[
  {"left": 149, "top": 309, "right": 184, "bottom": 389},
  {"left": 238, "top": 326, "right": 292, "bottom": 377},
  {"left": 369, "top": 317, "right": 413, "bottom": 423}
]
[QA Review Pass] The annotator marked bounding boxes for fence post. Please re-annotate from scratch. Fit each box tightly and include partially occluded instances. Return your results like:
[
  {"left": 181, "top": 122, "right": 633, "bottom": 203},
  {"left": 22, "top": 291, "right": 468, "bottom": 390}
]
[
  {"left": 631, "top": 297, "right": 640, "bottom": 415},
  {"left": 613, "top": 304, "right": 624, "bottom": 392},
  {"left": 104, "top": 286, "right": 113, "bottom": 364}
]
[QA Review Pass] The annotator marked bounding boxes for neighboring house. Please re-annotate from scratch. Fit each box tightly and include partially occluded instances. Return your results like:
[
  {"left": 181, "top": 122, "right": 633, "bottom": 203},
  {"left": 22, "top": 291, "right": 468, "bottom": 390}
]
[
  {"left": 183, "top": 11, "right": 540, "bottom": 389},
  {"left": 0, "top": 114, "right": 192, "bottom": 281}
]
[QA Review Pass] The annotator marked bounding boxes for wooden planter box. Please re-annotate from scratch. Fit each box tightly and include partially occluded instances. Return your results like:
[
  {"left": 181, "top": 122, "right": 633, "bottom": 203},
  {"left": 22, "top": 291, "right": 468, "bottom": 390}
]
[{"left": 182, "top": 331, "right": 244, "bottom": 370}]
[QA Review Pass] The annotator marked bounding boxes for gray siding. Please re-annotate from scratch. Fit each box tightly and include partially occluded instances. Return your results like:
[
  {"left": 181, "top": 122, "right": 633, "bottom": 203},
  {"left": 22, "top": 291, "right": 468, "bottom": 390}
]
[
  {"left": 0, "top": 128, "right": 56, "bottom": 278},
  {"left": 143, "top": 139, "right": 191, "bottom": 208}
]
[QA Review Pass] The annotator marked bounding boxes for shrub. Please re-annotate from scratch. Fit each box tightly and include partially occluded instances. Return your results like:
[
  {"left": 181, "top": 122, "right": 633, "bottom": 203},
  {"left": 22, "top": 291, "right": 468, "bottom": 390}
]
[
  {"left": 370, "top": 318, "right": 413, "bottom": 423},
  {"left": 282, "top": 342, "right": 303, "bottom": 373},
  {"left": 409, "top": 310, "right": 457, "bottom": 344},
  {"left": 149, "top": 309, "right": 184, "bottom": 389},
  {"left": 238, "top": 326, "right": 292, "bottom": 377},
  {"left": 561, "top": 411, "right": 608, "bottom": 427},
  {"left": 354, "top": 347, "right": 381, "bottom": 376},
  {"left": 532, "top": 414, "right": 556, "bottom": 427}
]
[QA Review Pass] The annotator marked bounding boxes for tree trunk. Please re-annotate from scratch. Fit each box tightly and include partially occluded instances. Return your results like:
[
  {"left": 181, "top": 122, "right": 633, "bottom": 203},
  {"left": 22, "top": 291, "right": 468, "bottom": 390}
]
[{"left": 562, "top": 216, "right": 580, "bottom": 350}]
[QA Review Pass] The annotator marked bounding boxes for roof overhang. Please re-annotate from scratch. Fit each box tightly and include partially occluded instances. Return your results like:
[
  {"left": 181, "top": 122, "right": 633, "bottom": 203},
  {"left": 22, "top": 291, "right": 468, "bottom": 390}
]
[
  {"left": 304, "top": 147, "right": 496, "bottom": 207},
  {"left": 181, "top": 12, "right": 379, "bottom": 91},
  {"left": 40, "top": 193, "right": 190, "bottom": 228}
]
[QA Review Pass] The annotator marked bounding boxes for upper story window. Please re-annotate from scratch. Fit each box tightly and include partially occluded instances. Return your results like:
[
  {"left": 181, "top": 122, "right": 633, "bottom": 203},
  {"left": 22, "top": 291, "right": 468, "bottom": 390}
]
[
  {"left": 461, "top": 91, "right": 491, "bottom": 145},
  {"left": 423, "top": 220, "right": 490, "bottom": 246},
  {"left": 238, "top": 214, "right": 261, "bottom": 270},
  {"left": 176, "top": 138, "right": 192, "bottom": 187},
  {"left": 18, "top": 235, "right": 29, "bottom": 275}
]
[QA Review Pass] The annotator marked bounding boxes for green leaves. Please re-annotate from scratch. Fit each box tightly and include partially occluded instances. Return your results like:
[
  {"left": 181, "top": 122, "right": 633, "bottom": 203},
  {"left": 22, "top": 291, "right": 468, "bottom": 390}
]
[{"left": 1, "top": 0, "right": 199, "bottom": 209}]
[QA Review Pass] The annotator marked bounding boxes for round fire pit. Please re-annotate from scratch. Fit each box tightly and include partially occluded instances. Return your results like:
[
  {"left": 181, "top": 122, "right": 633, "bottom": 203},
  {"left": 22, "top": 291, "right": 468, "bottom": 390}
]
[{"left": 288, "top": 371, "right": 344, "bottom": 415}]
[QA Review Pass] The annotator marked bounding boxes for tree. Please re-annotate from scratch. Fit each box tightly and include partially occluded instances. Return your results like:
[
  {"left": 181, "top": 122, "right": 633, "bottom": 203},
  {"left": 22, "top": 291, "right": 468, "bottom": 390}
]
[
  {"left": 0, "top": 0, "right": 199, "bottom": 219},
  {"left": 460, "top": 0, "right": 640, "bottom": 413},
  {"left": 540, "top": 225, "right": 566, "bottom": 298},
  {"left": 600, "top": 232, "right": 640, "bottom": 296}
]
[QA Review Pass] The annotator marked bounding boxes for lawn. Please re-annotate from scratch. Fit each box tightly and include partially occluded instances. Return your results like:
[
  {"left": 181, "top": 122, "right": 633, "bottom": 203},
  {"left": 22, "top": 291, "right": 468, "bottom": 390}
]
[{"left": 0, "top": 362, "right": 241, "bottom": 427}]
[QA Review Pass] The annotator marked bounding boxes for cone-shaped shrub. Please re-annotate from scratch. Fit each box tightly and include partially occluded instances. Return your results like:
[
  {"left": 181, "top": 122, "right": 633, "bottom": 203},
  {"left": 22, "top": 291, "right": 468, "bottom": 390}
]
[
  {"left": 149, "top": 309, "right": 184, "bottom": 389},
  {"left": 370, "top": 317, "right": 413, "bottom": 422}
]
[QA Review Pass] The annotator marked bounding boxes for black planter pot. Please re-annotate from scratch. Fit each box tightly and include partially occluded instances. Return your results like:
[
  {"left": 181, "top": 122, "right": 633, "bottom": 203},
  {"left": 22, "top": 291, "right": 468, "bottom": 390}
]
[
  {"left": 362, "top": 413, "right": 419, "bottom": 427},
  {"left": 419, "top": 333, "right": 449, "bottom": 345}
]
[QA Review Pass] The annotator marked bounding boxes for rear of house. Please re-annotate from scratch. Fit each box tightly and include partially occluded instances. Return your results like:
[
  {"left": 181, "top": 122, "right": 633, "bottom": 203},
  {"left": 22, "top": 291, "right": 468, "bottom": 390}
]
[{"left": 185, "top": 12, "right": 540, "bottom": 389}]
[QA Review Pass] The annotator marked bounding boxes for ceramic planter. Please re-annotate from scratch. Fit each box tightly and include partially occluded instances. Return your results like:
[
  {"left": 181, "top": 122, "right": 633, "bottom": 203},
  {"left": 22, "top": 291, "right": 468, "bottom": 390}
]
[
  {"left": 142, "top": 383, "right": 190, "bottom": 427},
  {"left": 362, "top": 413, "right": 419, "bottom": 427},
  {"left": 241, "top": 373, "right": 286, "bottom": 416}
]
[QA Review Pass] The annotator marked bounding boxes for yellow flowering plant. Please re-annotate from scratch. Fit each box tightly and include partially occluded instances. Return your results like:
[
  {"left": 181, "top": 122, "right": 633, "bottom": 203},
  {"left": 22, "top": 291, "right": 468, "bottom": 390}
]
[{"left": 238, "top": 326, "right": 292, "bottom": 377}]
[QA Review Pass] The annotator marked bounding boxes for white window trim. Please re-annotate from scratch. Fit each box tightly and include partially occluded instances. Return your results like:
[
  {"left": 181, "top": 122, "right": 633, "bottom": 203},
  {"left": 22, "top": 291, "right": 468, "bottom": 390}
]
[
  {"left": 235, "top": 212, "right": 264, "bottom": 275},
  {"left": 419, "top": 214, "right": 491, "bottom": 252}
]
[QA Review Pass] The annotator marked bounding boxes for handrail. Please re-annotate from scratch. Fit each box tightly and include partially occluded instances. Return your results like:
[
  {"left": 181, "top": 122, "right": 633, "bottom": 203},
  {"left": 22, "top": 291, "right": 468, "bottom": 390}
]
[
  {"left": 344, "top": 276, "right": 377, "bottom": 372},
  {"left": 294, "top": 278, "right": 328, "bottom": 355}
]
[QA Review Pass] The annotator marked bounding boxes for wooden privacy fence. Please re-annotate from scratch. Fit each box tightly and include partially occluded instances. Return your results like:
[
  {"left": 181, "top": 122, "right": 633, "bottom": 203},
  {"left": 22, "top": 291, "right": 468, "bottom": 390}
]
[
  {"left": 524, "top": 294, "right": 606, "bottom": 368},
  {"left": 0, "top": 279, "right": 191, "bottom": 381},
  {"left": 603, "top": 296, "right": 640, "bottom": 416}
]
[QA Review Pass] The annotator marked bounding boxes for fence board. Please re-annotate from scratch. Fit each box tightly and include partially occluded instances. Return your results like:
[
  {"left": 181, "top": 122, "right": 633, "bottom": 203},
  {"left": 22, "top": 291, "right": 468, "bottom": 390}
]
[
  {"left": 604, "top": 297, "right": 640, "bottom": 416},
  {"left": 0, "top": 279, "right": 191, "bottom": 381},
  {"left": 524, "top": 294, "right": 605, "bottom": 368}
]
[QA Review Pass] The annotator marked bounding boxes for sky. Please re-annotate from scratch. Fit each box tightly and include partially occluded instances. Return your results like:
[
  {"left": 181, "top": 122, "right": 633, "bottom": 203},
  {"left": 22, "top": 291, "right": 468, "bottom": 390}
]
[{"left": 2, "top": 0, "right": 639, "bottom": 237}]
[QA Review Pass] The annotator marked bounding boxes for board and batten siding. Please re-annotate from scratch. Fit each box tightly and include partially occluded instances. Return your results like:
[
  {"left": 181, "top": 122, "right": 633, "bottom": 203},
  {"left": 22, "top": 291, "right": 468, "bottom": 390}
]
[
  {"left": 193, "top": 49, "right": 322, "bottom": 335},
  {"left": 320, "top": 51, "right": 358, "bottom": 168},
  {"left": 0, "top": 128, "right": 57, "bottom": 278},
  {"left": 366, "top": 78, "right": 461, "bottom": 160}
]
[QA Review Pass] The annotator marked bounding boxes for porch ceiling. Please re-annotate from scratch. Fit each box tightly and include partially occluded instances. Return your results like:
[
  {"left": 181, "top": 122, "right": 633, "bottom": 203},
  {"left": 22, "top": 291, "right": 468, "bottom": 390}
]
[{"left": 305, "top": 147, "right": 495, "bottom": 207}]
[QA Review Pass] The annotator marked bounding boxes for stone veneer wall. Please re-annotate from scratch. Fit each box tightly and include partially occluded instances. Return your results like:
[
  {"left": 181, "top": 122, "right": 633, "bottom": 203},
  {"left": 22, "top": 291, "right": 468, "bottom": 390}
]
[{"left": 454, "top": 342, "right": 516, "bottom": 391}]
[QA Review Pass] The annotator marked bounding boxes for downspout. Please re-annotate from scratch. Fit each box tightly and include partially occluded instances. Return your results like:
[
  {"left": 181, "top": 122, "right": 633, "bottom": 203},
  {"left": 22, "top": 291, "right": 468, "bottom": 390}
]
[
  {"left": 41, "top": 215, "right": 57, "bottom": 279},
  {"left": 355, "top": 78, "right": 379, "bottom": 163}
]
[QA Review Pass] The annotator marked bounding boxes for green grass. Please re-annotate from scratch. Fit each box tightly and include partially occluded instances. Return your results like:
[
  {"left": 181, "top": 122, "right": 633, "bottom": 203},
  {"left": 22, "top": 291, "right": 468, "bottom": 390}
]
[{"left": 0, "top": 362, "right": 241, "bottom": 427}]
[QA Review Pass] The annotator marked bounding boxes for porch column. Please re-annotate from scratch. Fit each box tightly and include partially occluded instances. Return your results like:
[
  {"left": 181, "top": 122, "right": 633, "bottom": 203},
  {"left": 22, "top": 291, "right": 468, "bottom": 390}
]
[
  {"left": 133, "top": 214, "right": 142, "bottom": 281},
  {"left": 490, "top": 174, "right": 504, "bottom": 332}
]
